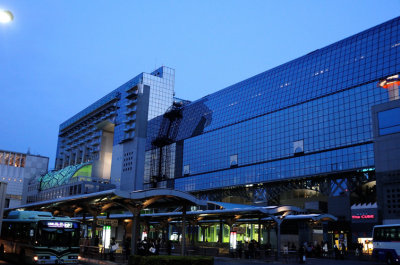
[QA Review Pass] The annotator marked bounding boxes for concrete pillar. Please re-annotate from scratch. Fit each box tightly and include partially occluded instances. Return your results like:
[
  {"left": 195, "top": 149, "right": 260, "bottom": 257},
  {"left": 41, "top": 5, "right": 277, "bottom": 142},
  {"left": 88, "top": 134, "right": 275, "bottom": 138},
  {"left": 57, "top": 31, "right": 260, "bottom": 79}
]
[
  {"left": 91, "top": 216, "right": 98, "bottom": 246},
  {"left": 81, "top": 146, "right": 86, "bottom": 164},
  {"left": 322, "top": 221, "right": 329, "bottom": 245},
  {"left": 192, "top": 225, "right": 196, "bottom": 245},
  {"left": 188, "top": 223, "right": 192, "bottom": 245},
  {"left": 298, "top": 221, "right": 312, "bottom": 247},
  {"left": 130, "top": 209, "right": 140, "bottom": 255},
  {"left": 74, "top": 150, "right": 79, "bottom": 165},
  {"left": 200, "top": 226, "right": 204, "bottom": 242},
  {"left": 68, "top": 152, "right": 73, "bottom": 166},
  {"left": 228, "top": 225, "right": 233, "bottom": 249},
  {"left": 0, "top": 182, "right": 7, "bottom": 236},
  {"left": 219, "top": 219, "right": 223, "bottom": 243},
  {"left": 168, "top": 223, "right": 171, "bottom": 241},
  {"left": 276, "top": 221, "right": 282, "bottom": 260},
  {"left": 63, "top": 153, "right": 68, "bottom": 168},
  {"left": 181, "top": 206, "right": 186, "bottom": 256}
]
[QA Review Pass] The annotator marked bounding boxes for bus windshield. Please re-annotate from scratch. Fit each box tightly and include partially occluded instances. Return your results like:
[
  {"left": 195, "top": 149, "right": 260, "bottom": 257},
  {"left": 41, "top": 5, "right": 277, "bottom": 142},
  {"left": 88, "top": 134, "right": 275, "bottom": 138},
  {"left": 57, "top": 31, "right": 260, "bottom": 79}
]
[{"left": 37, "top": 221, "right": 80, "bottom": 247}]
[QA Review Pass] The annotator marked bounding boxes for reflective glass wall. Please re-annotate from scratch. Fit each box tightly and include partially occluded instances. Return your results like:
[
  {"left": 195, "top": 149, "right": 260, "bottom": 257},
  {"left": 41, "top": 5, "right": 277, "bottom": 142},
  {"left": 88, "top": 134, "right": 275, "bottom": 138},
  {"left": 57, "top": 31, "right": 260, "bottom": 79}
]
[{"left": 146, "top": 17, "right": 400, "bottom": 193}]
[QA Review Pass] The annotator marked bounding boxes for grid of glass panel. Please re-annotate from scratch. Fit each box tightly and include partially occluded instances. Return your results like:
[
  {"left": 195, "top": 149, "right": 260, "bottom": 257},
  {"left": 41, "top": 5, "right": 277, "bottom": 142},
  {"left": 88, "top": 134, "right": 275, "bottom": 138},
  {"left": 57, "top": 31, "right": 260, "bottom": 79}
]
[
  {"left": 181, "top": 83, "right": 385, "bottom": 175},
  {"left": 378, "top": 107, "right": 400, "bottom": 135},
  {"left": 146, "top": 67, "right": 175, "bottom": 120},
  {"left": 57, "top": 66, "right": 175, "bottom": 167},
  {"left": 147, "top": 17, "right": 400, "bottom": 144},
  {"left": 147, "top": 17, "right": 400, "bottom": 192}
]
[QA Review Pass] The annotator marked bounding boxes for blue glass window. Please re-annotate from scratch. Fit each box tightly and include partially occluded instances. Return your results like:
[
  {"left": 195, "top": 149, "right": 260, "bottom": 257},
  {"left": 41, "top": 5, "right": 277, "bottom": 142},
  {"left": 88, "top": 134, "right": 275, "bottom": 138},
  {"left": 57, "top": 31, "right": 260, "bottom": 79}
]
[{"left": 378, "top": 107, "right": 400, "bottom": 135}]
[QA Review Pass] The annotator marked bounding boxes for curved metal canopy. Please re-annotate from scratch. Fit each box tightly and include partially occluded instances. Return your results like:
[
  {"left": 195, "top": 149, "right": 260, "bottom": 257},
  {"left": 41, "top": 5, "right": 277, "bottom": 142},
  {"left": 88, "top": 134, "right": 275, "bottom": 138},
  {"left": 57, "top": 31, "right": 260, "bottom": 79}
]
[{"left": 6, "top": 188, "right": 206, "bottom": 216}]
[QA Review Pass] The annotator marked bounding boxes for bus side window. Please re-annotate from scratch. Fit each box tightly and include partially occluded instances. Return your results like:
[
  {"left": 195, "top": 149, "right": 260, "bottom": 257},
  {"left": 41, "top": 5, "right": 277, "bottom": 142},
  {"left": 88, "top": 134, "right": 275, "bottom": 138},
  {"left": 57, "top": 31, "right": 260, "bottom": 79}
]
[
  {"left": 6, "top": 223, "right": 13, "bottom": 241},
  {"left": 384, "top": 228, "right": 390, "bottom": 240},
  {"left": 21, "top": 224, "right": 30, "bottom": 244},
  {"left": 1, "top": 222, "right": 7, "bottom": 239},
  {"left": 374, "top": 228, "right": 382, "bottom": 241},
  {"left": 15, "top": 223, "right": 21, "bottom": 241},
  {"left": 394, "top": 227, "right": 400, "bottom": 241},
  {"left": 390, "top": 228, "right": 397, "bottom": 241}
]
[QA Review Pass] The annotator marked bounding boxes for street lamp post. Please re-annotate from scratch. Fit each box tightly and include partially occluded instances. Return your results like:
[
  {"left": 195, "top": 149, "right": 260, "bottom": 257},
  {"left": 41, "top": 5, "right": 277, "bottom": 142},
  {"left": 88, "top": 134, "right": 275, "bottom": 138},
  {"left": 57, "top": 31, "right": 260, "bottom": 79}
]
[{"left": 0, "top": 10, "right": 13, "bottom": 23}]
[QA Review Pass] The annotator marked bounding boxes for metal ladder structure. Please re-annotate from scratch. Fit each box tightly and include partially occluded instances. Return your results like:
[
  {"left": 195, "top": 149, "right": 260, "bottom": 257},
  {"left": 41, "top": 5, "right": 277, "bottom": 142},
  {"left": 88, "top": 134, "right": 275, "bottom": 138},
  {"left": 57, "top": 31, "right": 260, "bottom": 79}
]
[{"left": 149, "top": 101, "right": 184, "bottom": 188}]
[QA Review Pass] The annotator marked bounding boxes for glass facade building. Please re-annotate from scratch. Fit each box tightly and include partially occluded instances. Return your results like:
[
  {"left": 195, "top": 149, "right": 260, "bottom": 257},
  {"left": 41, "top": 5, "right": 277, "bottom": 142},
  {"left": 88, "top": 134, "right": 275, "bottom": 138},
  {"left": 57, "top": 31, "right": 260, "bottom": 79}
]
[
  {"left": 56, "top": 66, "right": 174, "bottom": 172},
  {"left": 19, "top": 17, "right": 400, "bottom": 248},
  {"left": 146, "top": 17, "right": 400, "bottom": 216},
  {"left": 24, "top": 16, "right": 400, "bottom": 245},
  {"left": 27, "top": 66, "right": 175, "bottom": 203}
]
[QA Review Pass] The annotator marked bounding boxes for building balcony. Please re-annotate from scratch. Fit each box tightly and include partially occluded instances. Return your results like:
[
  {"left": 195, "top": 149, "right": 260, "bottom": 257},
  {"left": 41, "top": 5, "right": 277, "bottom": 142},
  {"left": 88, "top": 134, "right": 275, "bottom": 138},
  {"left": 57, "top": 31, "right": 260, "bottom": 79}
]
[
  {"left": 124, "top": 131, "right": 134, "bottom": 140},
  {"left": 123, "top": 124, "right": 135, "bottom": 132},
  {"left": 125, "top": 85, "right": 139, "bottom": 93},
  {"left": 125, "top": 100, "right": 137, "bottom": 107},
  {"left": 123, "top": 116, "right": 136, "bottom": 124},
  {"left": 124, "top": 107, "right": 137, "bottom": 115}
]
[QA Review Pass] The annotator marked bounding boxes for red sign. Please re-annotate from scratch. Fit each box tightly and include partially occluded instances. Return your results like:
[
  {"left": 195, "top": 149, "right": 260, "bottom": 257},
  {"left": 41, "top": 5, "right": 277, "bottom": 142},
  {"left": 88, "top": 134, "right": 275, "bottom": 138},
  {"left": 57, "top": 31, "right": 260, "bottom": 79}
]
[{"left": 352, "top": 214, "right": 374, "bottom": 219}]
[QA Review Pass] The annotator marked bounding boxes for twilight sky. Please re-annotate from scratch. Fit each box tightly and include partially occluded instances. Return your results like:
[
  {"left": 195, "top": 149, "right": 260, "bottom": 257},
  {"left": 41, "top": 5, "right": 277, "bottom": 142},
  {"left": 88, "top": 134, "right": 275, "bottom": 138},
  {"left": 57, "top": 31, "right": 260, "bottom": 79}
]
[{"left": 0, "top": 1, "right": 399, "bottom": 168}]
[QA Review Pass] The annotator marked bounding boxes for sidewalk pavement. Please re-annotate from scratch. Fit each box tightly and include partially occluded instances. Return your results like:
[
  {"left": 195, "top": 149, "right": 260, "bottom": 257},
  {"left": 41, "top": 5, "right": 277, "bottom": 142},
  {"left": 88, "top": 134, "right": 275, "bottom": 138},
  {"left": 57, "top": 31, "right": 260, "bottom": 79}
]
[
  {"left": 80, "top": 257, "right": 126, "bottom": 265},
  {"left": 80, "top": 256, "right": 379, "bottom": 265}
]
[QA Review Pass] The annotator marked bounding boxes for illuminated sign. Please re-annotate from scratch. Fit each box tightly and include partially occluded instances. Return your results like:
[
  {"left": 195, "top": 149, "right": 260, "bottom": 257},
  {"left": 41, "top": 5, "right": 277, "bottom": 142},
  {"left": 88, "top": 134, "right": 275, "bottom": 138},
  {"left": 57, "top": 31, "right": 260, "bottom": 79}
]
[
  {"left": 232, "top": 226, "right": 245, "bottom": 234},
  {"left": 142, "top": 231, "right": 148, "bottom": 241},
  {"left": 97, "top": 219, "right": 118, "bottom": 227},
  {"left": 47, "top": 221, "right": 73, "bottom": 228},
  {"left": 230, "top": 232, "right": 237, "bottom": 250},
  {"left": 352, "top": 214, "right": 375, "bottom": 219}
]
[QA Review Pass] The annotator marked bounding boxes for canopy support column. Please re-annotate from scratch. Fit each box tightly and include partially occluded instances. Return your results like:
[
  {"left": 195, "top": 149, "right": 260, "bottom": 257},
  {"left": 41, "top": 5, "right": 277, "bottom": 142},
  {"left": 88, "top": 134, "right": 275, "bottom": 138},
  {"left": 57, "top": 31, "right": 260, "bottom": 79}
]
[
  {"left": 181, "top": 205, "right": 187, "bottom": 256},
  {"left": 130, "top": 207, "right": 141, "bottom": 256},
  {"left": 219, "top": 219, "right": 223, "bottom": 243},
  {"left": 276, "top": 220, "right": 282, "bottom": 260},
  {"left": 87, "top": 209, "right": 100, "bottom": 246}
]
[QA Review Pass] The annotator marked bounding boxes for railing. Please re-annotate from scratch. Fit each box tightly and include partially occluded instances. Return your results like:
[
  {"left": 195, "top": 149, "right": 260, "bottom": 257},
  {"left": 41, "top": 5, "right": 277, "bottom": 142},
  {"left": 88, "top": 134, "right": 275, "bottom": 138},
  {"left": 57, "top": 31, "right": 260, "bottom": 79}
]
[
  {"left": 80, "top": 245, "right": 129, "bottom": 262},
  {"left": 80, "top": 243, "right": 374, "bottom": 263}
]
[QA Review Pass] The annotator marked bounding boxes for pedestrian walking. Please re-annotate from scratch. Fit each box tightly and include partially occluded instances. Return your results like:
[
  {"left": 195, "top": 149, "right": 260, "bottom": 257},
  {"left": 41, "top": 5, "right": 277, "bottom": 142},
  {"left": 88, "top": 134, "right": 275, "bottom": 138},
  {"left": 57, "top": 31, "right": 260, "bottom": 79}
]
[
  {"left": 298, "top": 244, "right": 306, "bottom": 264},
  {"left": 124, "top": 237, "right": 131, "bottom": 260},
  {"left": 109, "top": 237, "right": 118, "bottom": 261}
]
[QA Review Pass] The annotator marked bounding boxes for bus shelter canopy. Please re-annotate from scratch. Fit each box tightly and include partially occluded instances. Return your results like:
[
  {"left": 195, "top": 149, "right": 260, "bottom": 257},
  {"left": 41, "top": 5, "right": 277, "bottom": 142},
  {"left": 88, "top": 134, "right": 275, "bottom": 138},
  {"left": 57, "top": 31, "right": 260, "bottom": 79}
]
[{"left": 5, "top": 189, "right": 206, "bottom": 217}]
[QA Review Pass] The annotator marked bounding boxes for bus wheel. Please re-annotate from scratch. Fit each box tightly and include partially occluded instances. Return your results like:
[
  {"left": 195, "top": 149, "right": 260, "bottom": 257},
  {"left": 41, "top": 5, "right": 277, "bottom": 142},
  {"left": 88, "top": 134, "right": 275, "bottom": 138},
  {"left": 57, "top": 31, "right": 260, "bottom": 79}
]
[{"left": 386, "top": 254, "right": 394, "bottom": 265}]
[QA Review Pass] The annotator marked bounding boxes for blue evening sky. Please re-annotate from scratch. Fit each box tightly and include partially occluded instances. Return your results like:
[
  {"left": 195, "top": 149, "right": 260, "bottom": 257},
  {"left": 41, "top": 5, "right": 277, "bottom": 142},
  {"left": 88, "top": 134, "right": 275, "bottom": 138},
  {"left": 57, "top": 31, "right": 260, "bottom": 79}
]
[{"left": 0, "top": 1, "right": 399, "bottom": 168}]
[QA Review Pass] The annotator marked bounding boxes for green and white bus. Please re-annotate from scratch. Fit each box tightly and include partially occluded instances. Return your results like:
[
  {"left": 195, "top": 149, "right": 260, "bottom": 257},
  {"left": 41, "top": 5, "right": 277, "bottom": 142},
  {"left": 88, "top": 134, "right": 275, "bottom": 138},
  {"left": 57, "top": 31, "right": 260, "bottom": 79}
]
[{"left": 0, "top": 211, "right": 81, "bottom": 264}]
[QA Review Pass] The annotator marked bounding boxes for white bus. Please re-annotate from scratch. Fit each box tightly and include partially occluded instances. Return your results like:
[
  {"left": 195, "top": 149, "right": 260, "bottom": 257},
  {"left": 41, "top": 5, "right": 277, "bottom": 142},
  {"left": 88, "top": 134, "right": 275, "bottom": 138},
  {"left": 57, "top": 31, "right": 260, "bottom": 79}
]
[
  {"left": 0, "top": 211, "right": 81, "bottom": 264},
  {"left": 373, "top": 224, "right": 400, "bottom": 264}
]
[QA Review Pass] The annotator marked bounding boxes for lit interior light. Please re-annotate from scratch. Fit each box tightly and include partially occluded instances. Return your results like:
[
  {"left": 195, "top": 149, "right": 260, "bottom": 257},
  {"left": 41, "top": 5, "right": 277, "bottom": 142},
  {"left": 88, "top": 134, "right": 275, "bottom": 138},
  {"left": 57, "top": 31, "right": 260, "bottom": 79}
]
[{"left": 0, "top": 10, "right": 13, "bottom": 23}]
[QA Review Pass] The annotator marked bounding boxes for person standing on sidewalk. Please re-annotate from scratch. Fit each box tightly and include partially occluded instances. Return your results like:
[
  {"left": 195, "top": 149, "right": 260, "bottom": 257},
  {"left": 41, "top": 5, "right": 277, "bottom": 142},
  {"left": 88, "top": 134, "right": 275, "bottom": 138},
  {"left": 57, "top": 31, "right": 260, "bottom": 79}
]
[
  {"left": 298, "top": 244, "right": 306, "bottom": 264},
  {"left": 109, "top": 238, "right": 118, "bottom": 261}
]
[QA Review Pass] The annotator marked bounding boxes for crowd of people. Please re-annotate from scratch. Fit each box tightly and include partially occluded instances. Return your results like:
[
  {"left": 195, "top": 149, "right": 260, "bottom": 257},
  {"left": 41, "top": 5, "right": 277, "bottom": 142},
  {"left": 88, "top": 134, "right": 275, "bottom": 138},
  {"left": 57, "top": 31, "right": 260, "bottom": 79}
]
[
  {"left": 136, "top": 237, "right": 165, "bottom": 256},
  {"left": 235, "top": 239, "right": 262, "bottom": 259},
  {"left": 232, "top": 240, "right": 347, "bottom": 263},
  {"left": 81, "top": 234, "right": 360, "bottom": 263}
]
